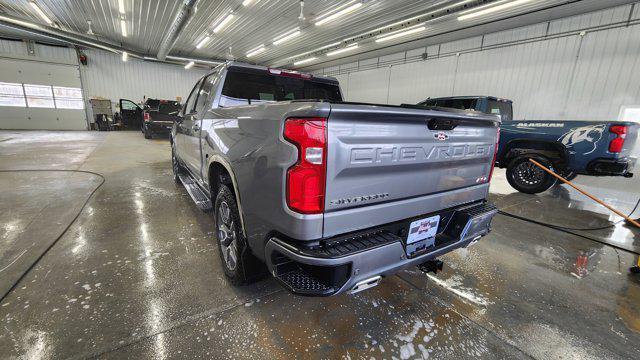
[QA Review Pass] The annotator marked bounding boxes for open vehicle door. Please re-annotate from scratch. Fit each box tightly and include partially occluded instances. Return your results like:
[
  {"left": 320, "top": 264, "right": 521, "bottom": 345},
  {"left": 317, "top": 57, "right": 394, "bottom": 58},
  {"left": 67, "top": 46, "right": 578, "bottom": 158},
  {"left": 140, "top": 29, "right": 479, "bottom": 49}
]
[{"left": 119, "top": 99, "right": 142, "bottom": 130}]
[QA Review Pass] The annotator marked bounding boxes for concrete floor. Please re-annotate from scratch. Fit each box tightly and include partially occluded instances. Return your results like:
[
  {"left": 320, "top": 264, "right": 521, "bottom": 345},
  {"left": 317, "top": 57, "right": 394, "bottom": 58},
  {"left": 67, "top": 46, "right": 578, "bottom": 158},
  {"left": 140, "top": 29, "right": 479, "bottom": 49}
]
[{"left": 0, "top": 130, "right": 638, "bottom": 359}]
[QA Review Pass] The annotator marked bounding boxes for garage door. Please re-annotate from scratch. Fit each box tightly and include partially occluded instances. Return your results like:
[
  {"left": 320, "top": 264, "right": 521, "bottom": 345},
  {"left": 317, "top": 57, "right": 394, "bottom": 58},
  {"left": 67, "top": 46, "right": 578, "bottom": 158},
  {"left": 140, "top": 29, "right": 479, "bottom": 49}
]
[{"left": 0, "top": 58, "right": 87, "bottom": 130}]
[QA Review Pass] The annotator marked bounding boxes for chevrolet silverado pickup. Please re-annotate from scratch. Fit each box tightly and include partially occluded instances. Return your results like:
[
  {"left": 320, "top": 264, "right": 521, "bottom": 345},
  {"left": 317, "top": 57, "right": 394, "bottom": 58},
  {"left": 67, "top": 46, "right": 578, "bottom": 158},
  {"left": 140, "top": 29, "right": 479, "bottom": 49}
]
[
  {"left": 417, "top": 96, "right": 638, "bottom": 194},
  {"left": 171, "top": 62, "right": 499, "bottom": 296}
]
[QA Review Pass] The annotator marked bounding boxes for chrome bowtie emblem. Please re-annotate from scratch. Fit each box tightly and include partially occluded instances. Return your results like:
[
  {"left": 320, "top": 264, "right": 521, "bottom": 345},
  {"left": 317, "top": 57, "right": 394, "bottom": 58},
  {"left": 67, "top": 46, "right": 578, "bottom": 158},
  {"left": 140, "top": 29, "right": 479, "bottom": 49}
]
[{"left": 435, "top": 132, "right": 448, "bottom": 141}]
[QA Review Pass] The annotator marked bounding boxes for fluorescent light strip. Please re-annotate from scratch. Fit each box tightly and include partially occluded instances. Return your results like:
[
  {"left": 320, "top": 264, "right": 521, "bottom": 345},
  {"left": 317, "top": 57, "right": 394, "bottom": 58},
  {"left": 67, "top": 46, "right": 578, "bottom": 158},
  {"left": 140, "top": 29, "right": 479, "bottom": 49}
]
[
  {"left": 213, "top": 14, "right": 234, "bottom": 33},
  {"left": 376, "top": 26, "right": 425, "bottom": 43},
  {"left": 273, "top": 29, "right": 301, "bottom": 45},
  {"left": 120, "top": 19, "right": 127, "bottom": 37},
  {"left": 342, "top": 0, "right": 475, "bottom": 43},
  {"left": 196, "top": 36, "right": 210, "bottom": 49},
  {"left": 288, "top": 42, "right": 341, "bottom": 59},
  {"left": 29, "top": 1, "right": 52, "bottom": 24},
  {"left": 118, "top": 19, "right": 128, "bottom": 37},
  {"left": 326, "top": 44, "right": 358, "bottom": 57},
  {"left": 122, "top": 51, "right": 128, "bottom": 62},
  {"left": 185, "top": 61, "right": 195, "bottom": 69},
  {"left": 458, "top": 0, "right": 533, "bottom": 21},
  {"left": 242, "top": 0, "right": 255, "bottom": 6},
  {"left": 315, "top": 2, "right": 363, "bottom": 26},
  {"left": 118, "top": 0, "right": 125, "bottom": 14},
  {"left": 246, "top": 45, "right": 266, "bottom": 57},
  {"left": 294, "top": 57, "right": 316, "bottom": 66}
]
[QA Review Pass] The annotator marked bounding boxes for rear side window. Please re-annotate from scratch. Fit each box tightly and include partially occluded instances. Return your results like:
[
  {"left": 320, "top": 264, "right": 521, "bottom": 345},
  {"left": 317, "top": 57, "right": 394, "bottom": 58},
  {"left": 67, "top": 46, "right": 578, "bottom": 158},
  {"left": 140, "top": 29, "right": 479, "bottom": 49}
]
[
  {"left": 158, "top": 101, "right": 181, "bottom": 115},
  {"left": 439, "top": 98, "right": 477, "bottom": 111},
  {"left": 220, "top": 70, "right": 342, "bottom": 107},
  {"left": 145, "top": 99, "right": 160, "bottom": 110},
  {"left": 488, "top": 100, "right": 513, "bottom": 121}
]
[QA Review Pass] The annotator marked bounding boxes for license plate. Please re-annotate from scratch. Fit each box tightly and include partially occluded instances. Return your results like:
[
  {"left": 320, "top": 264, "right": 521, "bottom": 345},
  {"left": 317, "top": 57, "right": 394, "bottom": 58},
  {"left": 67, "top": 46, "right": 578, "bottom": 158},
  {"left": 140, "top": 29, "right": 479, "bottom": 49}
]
[{"left": 407, "top": 215, "right": 440, "bottom": 245}]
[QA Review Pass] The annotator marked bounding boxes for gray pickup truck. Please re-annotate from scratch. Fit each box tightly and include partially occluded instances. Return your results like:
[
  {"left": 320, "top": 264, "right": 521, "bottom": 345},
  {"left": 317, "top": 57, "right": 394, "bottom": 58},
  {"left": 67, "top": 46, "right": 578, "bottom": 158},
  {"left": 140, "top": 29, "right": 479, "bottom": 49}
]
[{"left": 171, "top": 62, "right": 499, "bottom": 296}]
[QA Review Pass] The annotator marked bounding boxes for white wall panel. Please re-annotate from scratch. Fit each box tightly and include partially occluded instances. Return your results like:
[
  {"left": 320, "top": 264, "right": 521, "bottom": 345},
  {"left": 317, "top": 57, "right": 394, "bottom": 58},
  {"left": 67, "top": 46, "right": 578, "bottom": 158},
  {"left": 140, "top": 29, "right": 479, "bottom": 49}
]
[
  {"left": 565, "top": 26, "right": 640, "bottom": 120},
  {"left": 347, "top": 67, "right": 390, "bottom": 104},
  {"left": 439, "top": 36, "right": 482, "bottom": 55},
  {"left": 80, "top": 49, "right": 208, "bottom": 105},
  {"left": 454, "top": 35, "right": 580, "bottom": 120},
  {"left": 483, "top": 23, "right": 547, "bottom": 47},
  {"left": 387, "top": 57, "right": 458, "bottom": 105}
]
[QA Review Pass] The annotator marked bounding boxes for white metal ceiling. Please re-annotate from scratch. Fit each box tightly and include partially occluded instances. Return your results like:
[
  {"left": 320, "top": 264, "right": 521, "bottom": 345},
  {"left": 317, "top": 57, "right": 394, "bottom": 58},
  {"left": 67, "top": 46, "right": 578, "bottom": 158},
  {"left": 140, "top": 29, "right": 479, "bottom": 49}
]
[{"left": 0, "top": 0, "right": 635, "bottom": 68}]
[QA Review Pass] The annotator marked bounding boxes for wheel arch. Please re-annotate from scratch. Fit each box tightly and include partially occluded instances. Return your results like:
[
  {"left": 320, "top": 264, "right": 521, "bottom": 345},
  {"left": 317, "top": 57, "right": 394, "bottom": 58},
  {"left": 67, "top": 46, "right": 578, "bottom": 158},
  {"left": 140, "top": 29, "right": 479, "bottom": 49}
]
[
  {"left": 207, "top": 156, "right": 247, "bottom": 237},
  {"left": 500, "top": 139, "right": 569, "bottom": 169}
]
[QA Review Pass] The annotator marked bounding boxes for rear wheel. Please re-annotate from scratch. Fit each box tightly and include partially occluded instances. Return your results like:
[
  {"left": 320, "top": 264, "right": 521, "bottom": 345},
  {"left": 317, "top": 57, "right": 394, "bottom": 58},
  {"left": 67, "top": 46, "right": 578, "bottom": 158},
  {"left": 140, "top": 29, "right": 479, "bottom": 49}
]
[
  {"left": 506, "top": 156, "right": 557, "bottom": 194},
  {"left": 214, "top": 184, "right": 265, "bottom": 285}
]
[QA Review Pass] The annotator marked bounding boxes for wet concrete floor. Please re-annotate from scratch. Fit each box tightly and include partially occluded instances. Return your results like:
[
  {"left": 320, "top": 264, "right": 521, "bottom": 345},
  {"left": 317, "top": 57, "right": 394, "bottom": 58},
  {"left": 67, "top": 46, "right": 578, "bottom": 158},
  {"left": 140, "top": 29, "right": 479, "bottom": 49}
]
[{"left": 0, "top": 131, "right": 638, "bottom": 359}]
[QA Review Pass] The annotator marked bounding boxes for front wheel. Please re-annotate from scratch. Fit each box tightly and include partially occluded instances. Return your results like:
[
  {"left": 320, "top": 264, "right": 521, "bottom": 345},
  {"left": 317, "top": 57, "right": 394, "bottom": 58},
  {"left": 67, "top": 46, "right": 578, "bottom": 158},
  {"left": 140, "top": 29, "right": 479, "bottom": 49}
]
[
  {"left": 214, "top": 184, "right": 265, "bottom": 285},
  {"left": 506, "top": 156, "right": 557, "bottom": 194},
  {"left": 171, "top": 146, "right": 181, "bottom": 185},
  {"left": 144, "top": 126, "right": 152, "bottom": 139}
]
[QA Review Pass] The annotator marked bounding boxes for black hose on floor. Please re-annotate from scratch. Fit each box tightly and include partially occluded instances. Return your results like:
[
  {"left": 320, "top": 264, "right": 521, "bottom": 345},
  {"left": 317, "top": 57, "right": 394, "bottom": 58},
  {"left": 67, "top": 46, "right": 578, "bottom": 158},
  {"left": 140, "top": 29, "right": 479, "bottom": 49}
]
[
  {"left": 501, "top": 197, "right": 640, "bottom": 231},
  {"left": 0, "top": 169, "right": 105, "bottom": 303},
  {"left": 497, "top": 199, "right": 640, "bottom": 256}
]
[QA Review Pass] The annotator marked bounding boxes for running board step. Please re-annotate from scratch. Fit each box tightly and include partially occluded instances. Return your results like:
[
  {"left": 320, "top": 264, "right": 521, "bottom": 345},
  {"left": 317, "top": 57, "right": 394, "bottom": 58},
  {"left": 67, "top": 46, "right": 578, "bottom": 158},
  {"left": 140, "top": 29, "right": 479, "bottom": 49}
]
[{"left": 178, "top": 173, "right": 212, "bottom": 211}]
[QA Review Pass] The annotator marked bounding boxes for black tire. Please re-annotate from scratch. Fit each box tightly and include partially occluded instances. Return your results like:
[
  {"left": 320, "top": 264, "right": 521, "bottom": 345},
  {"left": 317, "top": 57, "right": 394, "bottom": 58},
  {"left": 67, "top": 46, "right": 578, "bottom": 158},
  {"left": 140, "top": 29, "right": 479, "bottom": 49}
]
[
  {"left": 171, "top": 146, "right": 181, "bottom": 185},
  {"left": 506, "top": 156, "right": 557, "bottom": 194},
  {"left": 144, "top": 126, "right": 152, "bottom": 139},
  {"left": 214, "top": 184, "right": 265, "bottom": 285}
]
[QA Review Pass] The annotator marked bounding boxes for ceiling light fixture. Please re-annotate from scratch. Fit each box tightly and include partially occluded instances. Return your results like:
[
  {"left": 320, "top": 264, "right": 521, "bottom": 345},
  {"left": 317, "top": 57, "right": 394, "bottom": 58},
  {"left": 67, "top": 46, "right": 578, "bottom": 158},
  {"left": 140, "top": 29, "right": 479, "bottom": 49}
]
[
  {"left": 118, "top": 0, "right": 125, "bottom": 14},
  {"left": 185, "top": 61, "right": 195, "bottom": 69},
  {"left": 294, "top": 57, "right": 316, "bottom": 66},
  {"left": 315, "top": 1, "right": 362, "bottom": 26},
  {"left": 120, "top": 18, "right": 127, "bottom": 37},
  {"left": 242, "top": 0, "right": 256, "bottom": 6},
  {"left": 288, "top": 41, "right": 341, "bottom": 60},
  {"left": 196, "top": 36, "right": 210, "bottom": 49},
  {"left": 326, "top": 44, "right": 358, "bottom": 56},
  {"left": 458, "top": 0, "right": 533, "bottom": 21},
  {"left": 273, "top": 29, "right": 301, "bottom": 45},
  {"left": 29, "top": 1, "right": 52, "bottom": 25},
  {"left": 342, "top": 0, "right": 475, "bottom": 43},
  {"left": 246, "top": 45, "right": 266, "bottom": 58},
  {"left": 122, "top": 51, "right": 128, "bottom": 62},
  {"left": 375, "top": 26, "right": 425, "bottom": 43},
  {"left": 213, "top": 13, "right": 235, "bottom": 33}
]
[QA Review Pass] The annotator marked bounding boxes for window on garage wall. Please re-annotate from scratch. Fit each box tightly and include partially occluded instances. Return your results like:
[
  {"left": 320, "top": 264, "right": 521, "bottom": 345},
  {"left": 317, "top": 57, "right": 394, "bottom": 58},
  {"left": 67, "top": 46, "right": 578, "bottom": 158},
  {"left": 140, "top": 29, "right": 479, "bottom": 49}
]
[
  {"left": 24, "top": 84, "right": 55, "bottom": 108},
  {"left": 53, "top": 86, "right": 84, "bottom": 109},
  {"left": 0, "top": 82, "right": 26, "bottom": 107}
]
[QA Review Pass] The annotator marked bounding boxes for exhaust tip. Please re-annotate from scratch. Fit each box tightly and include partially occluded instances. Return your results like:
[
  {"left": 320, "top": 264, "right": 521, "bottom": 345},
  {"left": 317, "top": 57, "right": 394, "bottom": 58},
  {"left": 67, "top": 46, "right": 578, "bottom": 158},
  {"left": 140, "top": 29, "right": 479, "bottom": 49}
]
[{"left": 348, "top": 276, "right": 382, "bottom": 294}]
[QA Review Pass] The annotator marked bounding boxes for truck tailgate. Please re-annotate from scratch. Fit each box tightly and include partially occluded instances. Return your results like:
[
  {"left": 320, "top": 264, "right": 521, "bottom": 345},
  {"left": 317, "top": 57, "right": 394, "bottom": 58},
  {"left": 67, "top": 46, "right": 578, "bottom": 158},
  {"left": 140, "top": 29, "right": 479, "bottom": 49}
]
[{"left": 323, "top": 103, "right": 499, "bottom": 237}]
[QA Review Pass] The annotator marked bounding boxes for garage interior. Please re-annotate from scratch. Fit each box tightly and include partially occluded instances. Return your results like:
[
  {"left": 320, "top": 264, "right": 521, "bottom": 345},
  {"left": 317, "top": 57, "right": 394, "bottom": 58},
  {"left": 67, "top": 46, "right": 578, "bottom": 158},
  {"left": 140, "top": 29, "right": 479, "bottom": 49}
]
[{"left": 1, "top": 0, "right": 639, "bottom": 359}]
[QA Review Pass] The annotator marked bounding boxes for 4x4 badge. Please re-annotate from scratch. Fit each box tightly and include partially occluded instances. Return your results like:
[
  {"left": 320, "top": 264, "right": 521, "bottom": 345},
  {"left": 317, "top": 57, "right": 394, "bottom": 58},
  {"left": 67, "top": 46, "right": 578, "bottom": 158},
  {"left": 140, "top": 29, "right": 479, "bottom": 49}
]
[{"left": 435, "top": 132, "right": 448, "bottom": 141}]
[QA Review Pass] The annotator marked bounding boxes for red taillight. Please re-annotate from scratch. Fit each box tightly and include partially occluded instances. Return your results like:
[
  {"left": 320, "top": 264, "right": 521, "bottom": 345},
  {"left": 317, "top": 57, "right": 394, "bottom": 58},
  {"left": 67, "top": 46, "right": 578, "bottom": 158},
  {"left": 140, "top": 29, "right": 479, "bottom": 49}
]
[
  {"left": 284, "top": 118, "right": 327, "bottom": 214},
  {"left": 609, "top": 125, "right": 627, "bottom": 153},
  {"left": 143, "top": 112, "right": 150, "bottom": 122},
  {"left": 488, "top": 127, "right": 500, "bottom": 182}
]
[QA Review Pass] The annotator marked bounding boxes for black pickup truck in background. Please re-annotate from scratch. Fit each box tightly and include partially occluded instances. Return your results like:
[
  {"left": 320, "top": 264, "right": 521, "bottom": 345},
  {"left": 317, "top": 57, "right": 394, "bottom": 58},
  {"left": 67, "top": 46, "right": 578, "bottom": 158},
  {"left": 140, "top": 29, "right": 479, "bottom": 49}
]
[
  {"left": 416, "top": 96, "right": 638, "bottom": 194},
  {"left": 119, "top": 98, "right": 182, "bottom": 139}
]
